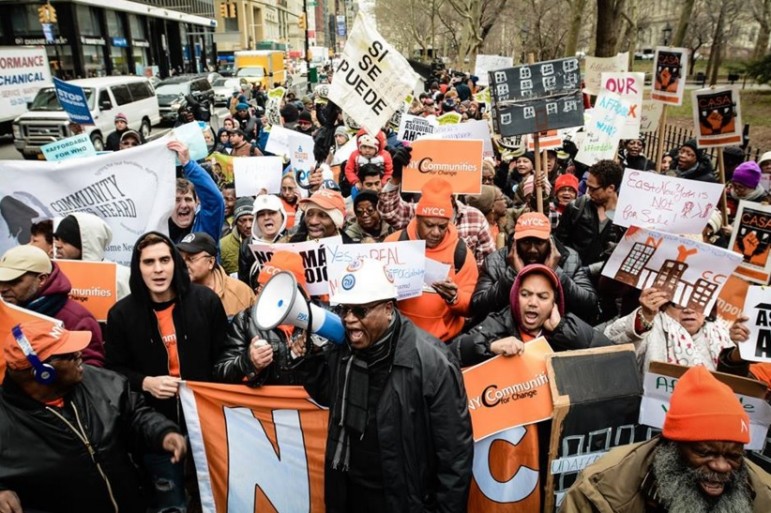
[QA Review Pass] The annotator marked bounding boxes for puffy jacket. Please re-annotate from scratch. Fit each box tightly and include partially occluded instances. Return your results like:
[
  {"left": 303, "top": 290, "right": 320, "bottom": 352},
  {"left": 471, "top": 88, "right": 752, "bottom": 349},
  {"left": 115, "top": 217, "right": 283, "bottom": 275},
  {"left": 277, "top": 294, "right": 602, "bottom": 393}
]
[
  {"left": 213, "top": 305, "right": 306, "bottom": 386},
  {"left": 555, "top": 195, "right": 626, "bottom": 266},
  {"left": 344, "top": 129, "right": 394, "bottom": 186},
  {"left": 385, "top": 219, "right": 478, "bottom": 342},
  {"left": 24, "top": 263, "right": 105, "bottom": 367},
  {"left": 0, "top": 366, "right": 179, "bottom": 513},
  {"left": 559, "top": 437, "right": 771, "bottom": 512},
  {"left": 470, "top": 241, "right": 599, "bottom": 326},
  {"left": 303, "top": 314, "right": 473, "bottom": 513},
  {"left": 104, "top": 232, "right": 227, "bottom": 423},
  {"left": 69, "top": 212, "right": 131, "bottom": 299}
]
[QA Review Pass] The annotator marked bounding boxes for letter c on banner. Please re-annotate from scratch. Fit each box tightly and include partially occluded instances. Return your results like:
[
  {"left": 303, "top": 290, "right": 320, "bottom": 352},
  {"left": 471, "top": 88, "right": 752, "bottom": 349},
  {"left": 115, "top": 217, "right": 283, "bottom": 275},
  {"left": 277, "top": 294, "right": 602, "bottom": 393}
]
[
  {"left": 701, "top": 271, "right": 727, "bottom": 284},
  {"left": 472, "top": 426, "right": 539, "bottom": 502}
]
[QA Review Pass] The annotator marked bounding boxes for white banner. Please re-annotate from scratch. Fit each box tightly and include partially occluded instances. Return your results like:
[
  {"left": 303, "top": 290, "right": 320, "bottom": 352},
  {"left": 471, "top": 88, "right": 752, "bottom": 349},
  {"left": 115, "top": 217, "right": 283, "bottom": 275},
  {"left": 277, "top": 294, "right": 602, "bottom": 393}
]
[
  {"left": 600, "top": 72, "right": 644, "bottom": 139},
  {"left": 0, "top": 47, "right": 52, "bottom": 122},
  {"left": 328, "top": 12, "right": 419, "bottom": 135},
  {"left": 233, "top": 156, "right": 283, "bottom": 196},
  {"left": 0, "top": 137, "right": 175, "bottom": 266},
  {"left": 615, "top": 168, "right": 725, "bottom": 233},
  {"left": 474, "top": 55, "right": 514, "bottom": 86},
  {"left": 325, "top": 240, "right": 426, "bottom": 301},
  {"left": 741, "top": 286, "right": 771, "bottom": 363},
  {"left": 575, "top": 91, "right": 630, "bottom": 166},
  {"left": 397, "top": 113, "right": 437, "bottom": 142}
]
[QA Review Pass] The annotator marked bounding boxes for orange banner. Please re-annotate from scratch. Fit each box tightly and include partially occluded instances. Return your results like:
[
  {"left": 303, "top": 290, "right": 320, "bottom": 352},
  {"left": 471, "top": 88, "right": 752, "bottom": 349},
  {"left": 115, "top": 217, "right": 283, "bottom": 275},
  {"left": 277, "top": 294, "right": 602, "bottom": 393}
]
[
  {"left": 462, "top": 337, "right": 554, "bottom": 441},
  {"left": 402, "top": 139, "right": 483, "bottom": 194},
  {"left": 716, "top": 273, "right": 751, "bottom": 322},
  {"left": 0, "top": 300, "right": 61, "bottom": 380},
  {"left": 56, "top": 260, "right": 117, "bottom": 322}
]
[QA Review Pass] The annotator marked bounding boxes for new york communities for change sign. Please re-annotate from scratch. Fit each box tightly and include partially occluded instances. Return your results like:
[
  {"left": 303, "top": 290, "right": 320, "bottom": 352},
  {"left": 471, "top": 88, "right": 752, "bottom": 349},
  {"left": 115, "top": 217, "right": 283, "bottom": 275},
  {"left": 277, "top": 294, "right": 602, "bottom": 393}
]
[
  {"left": 488, "top": 57, "right": 584, "bottom": 137},
  {"left": 328, "top": 12, "right": 419, "bottom": 135}
]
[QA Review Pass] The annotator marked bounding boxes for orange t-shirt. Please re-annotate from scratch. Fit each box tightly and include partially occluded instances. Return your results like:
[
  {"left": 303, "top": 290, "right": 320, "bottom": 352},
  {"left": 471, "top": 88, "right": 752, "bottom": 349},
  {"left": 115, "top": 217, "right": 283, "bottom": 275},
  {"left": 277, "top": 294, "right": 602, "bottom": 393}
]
[
  {"left": 519, "top": 331, "right": 538, "bottom": 343},
  {"left": 154, "top": 304, "right": 180, "bottom": 377}
]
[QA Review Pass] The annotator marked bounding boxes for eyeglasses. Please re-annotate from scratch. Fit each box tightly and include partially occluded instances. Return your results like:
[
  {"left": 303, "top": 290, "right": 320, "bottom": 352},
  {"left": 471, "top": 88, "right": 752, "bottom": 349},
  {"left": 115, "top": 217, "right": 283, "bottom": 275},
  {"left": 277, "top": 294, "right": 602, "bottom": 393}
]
[
  {"left": 334, "top": 301, "right": 386, "bottom": 319},
  {"left": 355, "top": 207, "right": 377, "bottom": 217},
  {"left": 585, "top": 183, "right": 603, "bottom": 193},
  {"left": 182, "top": 254, "right": 213, "bottom": 264}
]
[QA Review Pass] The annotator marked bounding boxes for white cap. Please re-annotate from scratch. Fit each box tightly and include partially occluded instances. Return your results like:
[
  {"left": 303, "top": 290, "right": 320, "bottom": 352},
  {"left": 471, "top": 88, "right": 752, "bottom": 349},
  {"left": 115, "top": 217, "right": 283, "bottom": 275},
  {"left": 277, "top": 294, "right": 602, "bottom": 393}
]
[
  {"left": 330, "top": 257, "right": 397, "bottom": 305},
  {"left": 252, "top": 194, "right": 283, "bottom": 216},
  {"left": 760, "top": 151, "right": 771, "bottom": 165}
]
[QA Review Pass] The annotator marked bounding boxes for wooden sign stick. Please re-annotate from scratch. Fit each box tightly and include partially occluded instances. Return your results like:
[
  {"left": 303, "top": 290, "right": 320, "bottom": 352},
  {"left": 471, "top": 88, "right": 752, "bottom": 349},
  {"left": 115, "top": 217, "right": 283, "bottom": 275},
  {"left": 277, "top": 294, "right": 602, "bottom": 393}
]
[{"left": 654, "top": 104, "right": 669, "bottom": 173}]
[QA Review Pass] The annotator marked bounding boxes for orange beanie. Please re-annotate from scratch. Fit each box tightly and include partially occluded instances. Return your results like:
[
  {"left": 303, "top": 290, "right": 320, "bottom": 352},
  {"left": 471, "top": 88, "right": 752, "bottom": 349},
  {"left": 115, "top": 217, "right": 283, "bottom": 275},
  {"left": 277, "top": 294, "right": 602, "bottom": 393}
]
[
  {"left": 662, "top": 365, "right": 750, "bottom": 444},
  {"left": 258, "top": 250, "right": 308, "bottom": 293},
  {"left": 416, "top": 177, "right": 453, "bottom": 219}
]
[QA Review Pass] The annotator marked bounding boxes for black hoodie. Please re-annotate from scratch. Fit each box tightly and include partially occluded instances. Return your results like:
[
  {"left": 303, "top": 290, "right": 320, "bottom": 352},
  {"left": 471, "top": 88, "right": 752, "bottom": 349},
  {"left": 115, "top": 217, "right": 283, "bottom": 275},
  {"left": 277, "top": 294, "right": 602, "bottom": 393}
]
[{"left": 104, "top": 231, "right": 227, "bottom": 423}]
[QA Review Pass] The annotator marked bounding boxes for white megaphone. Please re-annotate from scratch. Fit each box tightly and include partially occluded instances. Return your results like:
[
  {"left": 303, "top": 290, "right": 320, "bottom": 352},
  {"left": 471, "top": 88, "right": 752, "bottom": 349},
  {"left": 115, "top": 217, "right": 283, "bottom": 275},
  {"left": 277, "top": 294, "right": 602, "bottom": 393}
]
[{"left": 253, "top": 271, "right": 345, "bottom": 345}]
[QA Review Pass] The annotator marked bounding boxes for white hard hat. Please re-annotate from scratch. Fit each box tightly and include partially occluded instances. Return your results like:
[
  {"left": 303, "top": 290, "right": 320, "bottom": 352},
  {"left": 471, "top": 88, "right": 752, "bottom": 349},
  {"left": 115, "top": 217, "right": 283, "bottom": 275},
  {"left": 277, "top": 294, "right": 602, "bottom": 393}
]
[{"left": 330, "top": 257, "right": 397, "bottom": 305}]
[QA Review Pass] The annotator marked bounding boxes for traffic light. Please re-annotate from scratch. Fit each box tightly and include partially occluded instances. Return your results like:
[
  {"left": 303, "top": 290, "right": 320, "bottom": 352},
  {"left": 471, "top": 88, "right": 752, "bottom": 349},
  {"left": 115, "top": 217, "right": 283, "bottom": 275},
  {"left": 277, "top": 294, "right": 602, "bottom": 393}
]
[
  {"left": 220, "top": 3, "right": 227, "bottom": 17},
  {"left": 298, "top": 14, "right": 306, "bottom": 30},
  {"left": 228, "top": 2, "right": 237, "bottom": 17},
  {"left": 38, "top": 4, "right": 50, "bottom": 24},
  {"left": 48, "top": 4, "right": 57, "bottom": 23}
]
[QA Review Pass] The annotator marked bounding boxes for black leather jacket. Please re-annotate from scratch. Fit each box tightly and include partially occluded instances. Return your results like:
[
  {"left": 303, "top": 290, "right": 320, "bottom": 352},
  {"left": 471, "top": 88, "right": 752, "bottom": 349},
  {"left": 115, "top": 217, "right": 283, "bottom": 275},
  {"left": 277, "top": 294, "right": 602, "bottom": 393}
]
[
  {"left": 555, "top": 196, "right": 626, "bottom": 266},
  {"left": 0, "top": 366, "right": 179, "bottom": 513}
]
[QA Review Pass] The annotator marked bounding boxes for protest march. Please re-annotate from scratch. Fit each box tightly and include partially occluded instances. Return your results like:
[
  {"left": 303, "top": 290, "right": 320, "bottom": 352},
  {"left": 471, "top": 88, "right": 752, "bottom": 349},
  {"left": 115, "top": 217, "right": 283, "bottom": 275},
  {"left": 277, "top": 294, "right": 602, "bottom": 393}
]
[{"left": 4, "top": 9, "right": 771, "bottom": 513}]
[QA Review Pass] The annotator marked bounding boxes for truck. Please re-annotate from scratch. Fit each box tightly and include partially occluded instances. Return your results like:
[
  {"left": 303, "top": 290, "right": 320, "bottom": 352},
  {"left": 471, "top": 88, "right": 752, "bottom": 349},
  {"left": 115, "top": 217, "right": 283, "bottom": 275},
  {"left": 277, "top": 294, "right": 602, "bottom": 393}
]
[
  {"left": 0, "top": 46, "right": 52, "bottom": 135},
  {"left": 234, "top": 50, "right": 286, "bottom": 89}
]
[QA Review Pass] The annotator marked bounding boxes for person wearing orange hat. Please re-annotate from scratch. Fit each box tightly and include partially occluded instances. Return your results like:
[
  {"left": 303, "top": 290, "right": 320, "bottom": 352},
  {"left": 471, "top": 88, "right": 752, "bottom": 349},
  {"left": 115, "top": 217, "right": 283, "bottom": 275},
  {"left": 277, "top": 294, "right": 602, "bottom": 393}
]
[
  {"left": 0, "top": 320, "right": 187, "bottom": 513},
  {"left": 560, "top": 365, "right": 771, "bottom": 512},
  {"left": 384, "top": 177, "right": 478, "bottom": 342},
  {"left": 285, "top": 188, "right": 353, "bottom": 243},
  {"left": 552, "top": 173, "right": 579, "bottom": 218},
  {"left": 214, "top": 251, "right": 312, "bottom": 386}
]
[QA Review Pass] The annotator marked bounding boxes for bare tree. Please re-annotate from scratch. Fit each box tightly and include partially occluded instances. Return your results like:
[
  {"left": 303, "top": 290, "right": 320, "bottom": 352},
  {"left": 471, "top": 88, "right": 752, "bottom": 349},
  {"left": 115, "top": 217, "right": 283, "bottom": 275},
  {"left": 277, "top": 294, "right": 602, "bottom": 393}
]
[
  {"left": 595, "top": 0, "right": 627, "bottom": 56},
  {"left": 444, "top": 0, "right": 510, "bottom": 67},
  {"left": 750, "top": 0, "right": 771, "bottom": 59},
  {"left": 673, "top": 0, "right": 697, "bottom": 46},
  {"left": 564, "top": 0, "right": 590, "bottom": 56}
]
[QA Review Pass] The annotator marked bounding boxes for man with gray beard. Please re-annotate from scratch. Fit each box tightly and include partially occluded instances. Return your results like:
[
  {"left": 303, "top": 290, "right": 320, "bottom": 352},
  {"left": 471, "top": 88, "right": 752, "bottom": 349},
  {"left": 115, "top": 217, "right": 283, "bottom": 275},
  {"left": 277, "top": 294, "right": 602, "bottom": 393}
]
[{"left": 559, "top": 365, "right": 771, "bottom": 512}]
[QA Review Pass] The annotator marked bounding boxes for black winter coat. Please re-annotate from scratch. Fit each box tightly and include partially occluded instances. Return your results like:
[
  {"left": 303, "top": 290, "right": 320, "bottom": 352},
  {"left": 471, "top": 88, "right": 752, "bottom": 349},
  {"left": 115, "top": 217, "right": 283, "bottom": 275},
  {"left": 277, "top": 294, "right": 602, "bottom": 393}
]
[
  {"left": 676, "top": 157, "right": 717, "bottom": 183},
  {"left": 449, "top": 306, "right": 612, "bottom": 367},
  {"left": 303, "top": 314, "right": 473, "bottom": 513},
  {"left": 470, "top": 241, "right": 599, "bottom": 325},
  {"left": 555, "top": 196, "right": 626, "bottom": 266},
  {"left": 0, "top": 367, "right": 179, "bottom": 513}
]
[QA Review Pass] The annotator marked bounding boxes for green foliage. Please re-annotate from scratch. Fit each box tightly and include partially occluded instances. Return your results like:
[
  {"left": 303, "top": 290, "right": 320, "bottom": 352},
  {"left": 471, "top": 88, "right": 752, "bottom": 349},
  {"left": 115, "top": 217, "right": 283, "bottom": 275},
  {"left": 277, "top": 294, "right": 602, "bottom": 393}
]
[{"left": 745, "top": 54, "right": 771, "bottom": 85}]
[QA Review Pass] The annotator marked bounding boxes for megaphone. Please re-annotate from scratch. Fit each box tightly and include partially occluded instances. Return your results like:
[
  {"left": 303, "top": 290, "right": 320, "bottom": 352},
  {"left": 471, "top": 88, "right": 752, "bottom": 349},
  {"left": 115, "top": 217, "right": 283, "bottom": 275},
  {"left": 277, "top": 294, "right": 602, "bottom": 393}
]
[{"left": 253, "top": 271, "right": 345, "bottom": 345}]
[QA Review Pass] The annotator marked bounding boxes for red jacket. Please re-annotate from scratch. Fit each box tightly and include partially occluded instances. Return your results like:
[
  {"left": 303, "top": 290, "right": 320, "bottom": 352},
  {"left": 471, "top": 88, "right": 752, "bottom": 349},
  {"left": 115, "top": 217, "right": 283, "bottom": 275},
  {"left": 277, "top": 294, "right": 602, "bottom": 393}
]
[{"left": 344, "top": 129, "right": 394, "bottom": 186}]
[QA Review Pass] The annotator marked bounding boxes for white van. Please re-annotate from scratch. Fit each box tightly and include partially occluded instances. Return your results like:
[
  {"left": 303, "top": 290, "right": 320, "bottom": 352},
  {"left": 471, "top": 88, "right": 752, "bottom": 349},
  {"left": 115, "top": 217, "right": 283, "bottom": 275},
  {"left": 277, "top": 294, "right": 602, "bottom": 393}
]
[{"left": 12, "top": 76, "right": 160, "bottom": 159}]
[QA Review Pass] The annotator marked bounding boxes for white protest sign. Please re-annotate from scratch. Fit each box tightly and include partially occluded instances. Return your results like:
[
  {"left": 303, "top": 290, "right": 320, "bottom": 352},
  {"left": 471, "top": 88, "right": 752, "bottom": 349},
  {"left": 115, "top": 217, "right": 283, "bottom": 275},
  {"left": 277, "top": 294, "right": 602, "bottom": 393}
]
[
  {"left": 583, "top": 52, "right": 629, "bottom": 95},
  {"left": 325, "top": 240, "right": 426, "bottom": 300},
  {"left": 432, "top": 120, "right": 495, "bottom": 159},
  {"left": 692, "top": 86, "right": 743, "bottom": 148},
  {"left": 172, "top": 121, "right": 209, "bottom": 163},
  {"left": 0, "top": 47, "right": 51, "bottom": 122},
  {"left": 575, "top": 92, "right": 630, "bottom": 165},
  {"left": 600, "top": 72, "right": 644, "bottom": 139},
  {"left": 398, "top": 113, "right": 437, "bottom": 142},
  {"left": 740, "top": 286, "right": 771, "bottom": 362},
  {"left": 41, "top": 134, "right": 96, "bottom": 161},
  {"left": 728, "top": 201, "right": 771, "bottom": 284},
  {"left": 474, "top": 55, "right": 514, "bottom": 86},
  {"left": 424, "top": 258, "right": 450, "bottom": 287},
  {"left": 328, "top": 12, "right": 419, "bottom": 135},
  {"left": 248, "top": 236, "right": 342, "bottom": 296},
  {"left": 233, "top": 157, "right": 283, "bottom": 196},
  {"left": 288, "top": 131, "right": 315, "bottom": 189},
  {"left": 615, "top": 169, "right": 724, "bottom": 233},
  {"left": 602, "top": 226, "right": 742, "bottom": 314},
  {"left": 265, "top": 125, "right": 293, "bottom": 156},
  {"left": 266, "top": 87, "right": 286, "bottom": 127},
  {"left": 639, "top": 362, "right": 771, "bottom": 450},
  {"left": 331, "top": 136, "right": 358, "bottom": 166},
  {"left": 640, "top": 100, "right": 664, "bottom": 133},
  {"left": 0, "top": 137, "right": 176, "bottom": 266},
  {"left": 651, "top": 47, "right": 689, "bottom": 106}
]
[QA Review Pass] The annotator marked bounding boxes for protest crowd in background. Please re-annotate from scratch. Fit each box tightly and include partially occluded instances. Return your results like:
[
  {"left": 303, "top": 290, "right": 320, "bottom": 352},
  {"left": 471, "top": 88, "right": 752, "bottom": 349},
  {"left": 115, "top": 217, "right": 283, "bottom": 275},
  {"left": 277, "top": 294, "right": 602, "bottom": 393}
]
[{"left": 5, "top": 11, "right": 771, "bottom": 513}]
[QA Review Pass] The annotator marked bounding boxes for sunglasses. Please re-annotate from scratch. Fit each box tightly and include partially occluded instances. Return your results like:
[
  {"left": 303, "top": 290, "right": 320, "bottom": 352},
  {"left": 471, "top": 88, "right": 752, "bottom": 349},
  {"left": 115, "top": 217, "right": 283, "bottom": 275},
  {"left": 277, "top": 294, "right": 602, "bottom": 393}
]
[{"left": 334, "top": 301, "right": 387, "bottom": 319}]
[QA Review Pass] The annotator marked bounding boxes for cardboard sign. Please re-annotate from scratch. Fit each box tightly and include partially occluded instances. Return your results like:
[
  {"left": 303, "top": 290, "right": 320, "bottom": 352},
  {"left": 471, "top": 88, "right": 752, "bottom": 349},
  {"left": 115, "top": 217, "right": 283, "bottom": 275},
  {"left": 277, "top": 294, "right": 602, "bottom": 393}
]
[
  {"left": 728, "top": 200, "right": 771, "bottom": 284},
  {"left": 692, "top": 86, "right": 743, "bottom": 147},
  {"left": 325, "top": 240, "right": 427, "bottom": 300},
  {"left": 233, "top": 156, "right": 283, "bottom": 196},
  {"left": 249, "top": 236, "right": 342, "bottom": 296},
  {"left": 0, "top": 300, "right": 61, "bottom": 381},
  {"left": 600, "top": 72, "right": 644, "bottom": 139},
  {"left": 462, "top": 337, "right": 554, "bottom": 441},
  {"left": 716, "top": 273, "right": 752, "bottom": 322},
  {"left": 575, "top": 91, "right": 630, "bottom": 165},
  {"left": 265, "top": 124, "right": 293, "bottom": 157},
  {"left": 172, "top": 121, "right": 209, "bottom": 163},
  {"left": 402, "top": 139, "right": 483, "bottom": 194},
  {"left": 41, "top": 134, "right": 96, "bottom": 161},
  {"left": 740, "top": 286, "right": 771, "bottom": 363},
  {"left": 474, "top": 55, "right": 514, "bottom": 86},
  {"left": 651, "top": 47, "right": 689, "bottom": 106},
  {"left": 53, "top": 77, "right": 95, "bottom": 125},
  {"left": 431, "top": 120, "right": 495, "bottom": 159},
  {"left": 328, "top": 12, "right": 419, "bottom": 135},
  {"left": 640, "top": 362, "right": 771, "bottom": 450},
  {"left": 56, "top": 260, "right": 117, "bottom": 322},
  {"left": 526, "top": 131, "right": 562, "bottom": 151},
  {"left": 209, "top": 152, "right": 235, "bottom": 183},
  {"left": 614, "top": 169, "right": 725, "bottom": 233},
  {"left": 436, "top": 112, "right": 462, "bottom": 125},
  {"left": 602, "top": 226, "right": 742, "bottom": 314},
  {"left": 583, "top": 52, "right": 629, "bottom": 95},
  {"left": 288, "top": 131, "right": 315, "bottom": 189},
  {"left": 266, "top": 87, "right": 285, "bottom": 127},
  {"left": 397, "top": 113, "right": 437, "bottom": 142},
  {"left": 640, "top": 99, "right": 664, "bottom": 133},
  {"left": 489, "top": 57, "right": 584, "bottom": 137}
]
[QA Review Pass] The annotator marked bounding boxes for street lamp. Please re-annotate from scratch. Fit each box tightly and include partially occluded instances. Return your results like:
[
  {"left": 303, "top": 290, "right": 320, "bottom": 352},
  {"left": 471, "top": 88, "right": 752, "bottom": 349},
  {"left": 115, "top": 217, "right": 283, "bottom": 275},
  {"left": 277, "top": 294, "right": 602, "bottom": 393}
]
[{"left": 662, "top": 23, "right": 672, "bottom": 46}]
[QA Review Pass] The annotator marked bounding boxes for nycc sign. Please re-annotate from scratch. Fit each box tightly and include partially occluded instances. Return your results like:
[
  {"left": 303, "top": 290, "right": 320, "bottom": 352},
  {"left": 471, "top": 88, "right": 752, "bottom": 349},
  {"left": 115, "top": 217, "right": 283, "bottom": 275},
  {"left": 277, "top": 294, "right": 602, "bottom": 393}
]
[{"left": 402, "top": 138, "right": 484, "bottom": 194}]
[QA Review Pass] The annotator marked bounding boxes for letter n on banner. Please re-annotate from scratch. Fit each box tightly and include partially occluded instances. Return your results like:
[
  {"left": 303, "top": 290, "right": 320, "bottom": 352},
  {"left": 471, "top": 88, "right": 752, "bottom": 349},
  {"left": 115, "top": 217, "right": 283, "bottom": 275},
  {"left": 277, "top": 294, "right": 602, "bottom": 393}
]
[{"left": 180, "top": 382, "right": 328, "bottom": 512}]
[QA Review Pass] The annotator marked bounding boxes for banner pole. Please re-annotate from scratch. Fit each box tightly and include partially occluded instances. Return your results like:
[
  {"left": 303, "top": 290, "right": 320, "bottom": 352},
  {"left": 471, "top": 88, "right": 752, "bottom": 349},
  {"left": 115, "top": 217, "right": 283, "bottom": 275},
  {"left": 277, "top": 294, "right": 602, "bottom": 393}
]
[
  {"left": 717, "top": 149, "right": 729, "bottom": 226},
  {"left": 526, "top": 53, "right": 544, "bottom": 213},
  {"left": 654, "top": 104, "right": 669, "bottom": 173}
]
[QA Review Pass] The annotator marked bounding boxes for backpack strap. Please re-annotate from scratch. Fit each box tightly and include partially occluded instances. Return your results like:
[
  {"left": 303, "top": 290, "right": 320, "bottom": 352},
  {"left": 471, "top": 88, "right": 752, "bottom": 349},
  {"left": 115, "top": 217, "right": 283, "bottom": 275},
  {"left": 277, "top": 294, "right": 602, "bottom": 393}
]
[{"left": 453, "top": 237, "right": 468, "bottom": 274}]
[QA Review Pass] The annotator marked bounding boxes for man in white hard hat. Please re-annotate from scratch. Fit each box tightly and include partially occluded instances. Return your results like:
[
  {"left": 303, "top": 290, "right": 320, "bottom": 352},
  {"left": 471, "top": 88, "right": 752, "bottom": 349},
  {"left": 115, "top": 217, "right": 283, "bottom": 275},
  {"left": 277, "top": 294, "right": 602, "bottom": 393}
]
[{"left": 304, "top": 258, "right": 473, "bottom": 513}]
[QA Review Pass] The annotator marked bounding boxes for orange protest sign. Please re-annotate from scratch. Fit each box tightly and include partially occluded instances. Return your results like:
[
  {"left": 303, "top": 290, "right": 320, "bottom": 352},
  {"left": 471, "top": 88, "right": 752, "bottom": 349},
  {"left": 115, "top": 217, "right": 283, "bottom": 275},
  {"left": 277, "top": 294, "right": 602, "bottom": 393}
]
[
  {"left": 462, "top": 337, "right": 554, "bottom": 442},
  {"left": 56, "top": 260, "right": 117, "bottom": 322},
  {"left": 0, "top": 300, "right": 60, "bottom": 381},
  {"left": 716, "top": 273, "right": 751, "bottom": 322},
  {"left": 402, "top": 138, "right": 483, "bottom": 194}
]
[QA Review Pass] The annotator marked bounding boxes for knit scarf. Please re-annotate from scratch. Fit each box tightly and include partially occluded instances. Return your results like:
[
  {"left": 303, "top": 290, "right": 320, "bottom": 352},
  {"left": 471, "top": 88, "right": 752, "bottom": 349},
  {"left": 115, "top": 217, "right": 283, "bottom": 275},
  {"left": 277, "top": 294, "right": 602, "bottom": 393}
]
[
  {"left": 642, "top": 312, "right": 733, "bottom": 370},
  {"left": 330, "top": 318, "right": 396, "bottom": 472},
  {"left": 25, "top": 293, "right": 68, "bottom": 318}
]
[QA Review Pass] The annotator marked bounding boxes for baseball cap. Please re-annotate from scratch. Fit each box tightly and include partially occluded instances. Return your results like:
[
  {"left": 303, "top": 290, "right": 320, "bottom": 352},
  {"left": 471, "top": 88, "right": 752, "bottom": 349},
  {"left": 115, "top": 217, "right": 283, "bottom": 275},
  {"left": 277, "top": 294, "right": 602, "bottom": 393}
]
[
  {"left": 176, "top": 232, "right": 217, "bottom": 256},
  {"left": 299, "top": 189, "right": 346, "bottom": 228},
  {"left": 0, "top": 245, "right": 52, "bottom": 282},
  {"left": 4, "top": 320, "right": 91, "bottom": 371},
  {"left": 120, "top": 130, "right": 142, "bottom": 144},
  {"left": 514, "top": 212, "right": 551, "bottom": 241}
]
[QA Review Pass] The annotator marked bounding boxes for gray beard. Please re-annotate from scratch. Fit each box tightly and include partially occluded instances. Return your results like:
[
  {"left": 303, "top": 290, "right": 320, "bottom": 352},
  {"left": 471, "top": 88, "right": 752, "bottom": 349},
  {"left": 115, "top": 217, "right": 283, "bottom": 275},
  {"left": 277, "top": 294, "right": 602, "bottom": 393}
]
[{"left": 652, "top": 440, "right": 753, "bottom": 513}]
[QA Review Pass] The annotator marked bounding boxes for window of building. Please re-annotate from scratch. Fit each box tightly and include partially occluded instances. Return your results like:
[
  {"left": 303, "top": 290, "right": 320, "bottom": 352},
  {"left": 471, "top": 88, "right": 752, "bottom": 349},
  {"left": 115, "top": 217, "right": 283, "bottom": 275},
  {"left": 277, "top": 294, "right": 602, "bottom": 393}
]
[
  {"left": 83, "top": 44, "right": 106, "bottom": 77},
  {"left": 110, "top": 46, "right": 129, "bottom": 75},
  {"left": 129, "top": 15, "right": 147, "bottom": 40},
  {"left": 10, "top": 5, "right": 45, "bottom": 34},
  {"left": 77, "top": 5, "right": 102, "bottom": 36},
  {"left": 105, "top": 10, "right": 126, "bottom": 36}
]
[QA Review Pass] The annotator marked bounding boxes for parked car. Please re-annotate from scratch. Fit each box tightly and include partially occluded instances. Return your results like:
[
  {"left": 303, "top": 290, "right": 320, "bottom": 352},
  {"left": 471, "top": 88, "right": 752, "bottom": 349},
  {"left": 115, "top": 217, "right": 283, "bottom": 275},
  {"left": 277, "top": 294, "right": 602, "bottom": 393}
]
[
  {"left": 211, "top": 77, "right": 241, "bottom": 107},
  {"left": 12, "top": 76, "right": 159, "bottom": 159},
  {"left": 206, "top": 72, "right": 223, "bottom": 84},
  {"left": 155, "top": 75, "right": 214, "bottom": 124}
]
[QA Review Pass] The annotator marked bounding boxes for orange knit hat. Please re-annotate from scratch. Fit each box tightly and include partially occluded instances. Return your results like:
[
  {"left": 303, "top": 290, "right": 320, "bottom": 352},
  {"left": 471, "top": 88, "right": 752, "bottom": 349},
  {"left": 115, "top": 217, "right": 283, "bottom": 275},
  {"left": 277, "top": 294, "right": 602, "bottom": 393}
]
[
  {"left": 416, "top": 177, "right": 453, "bottom": 219},
  {"left": 662, "top": 365, "right": 750, "bottom": 444},
  {"left": 258, "top": 251, "right": 308, "bottom": 293}
]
